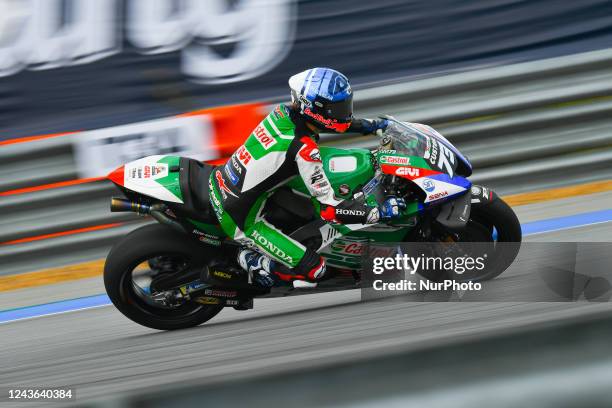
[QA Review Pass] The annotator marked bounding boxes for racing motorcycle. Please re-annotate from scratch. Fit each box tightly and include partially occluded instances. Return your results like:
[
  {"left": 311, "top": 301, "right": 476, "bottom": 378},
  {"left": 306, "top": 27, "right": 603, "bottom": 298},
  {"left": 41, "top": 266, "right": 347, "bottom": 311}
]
[{"left": 104, "top": 117, "right": 521, "bottom": 330}]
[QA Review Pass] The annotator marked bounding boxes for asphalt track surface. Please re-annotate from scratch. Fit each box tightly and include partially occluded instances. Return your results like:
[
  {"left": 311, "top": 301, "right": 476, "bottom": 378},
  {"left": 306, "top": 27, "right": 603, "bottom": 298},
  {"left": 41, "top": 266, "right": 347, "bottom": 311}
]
[{"left": 1, "top": 192, "right": 611, "bottom": 406}]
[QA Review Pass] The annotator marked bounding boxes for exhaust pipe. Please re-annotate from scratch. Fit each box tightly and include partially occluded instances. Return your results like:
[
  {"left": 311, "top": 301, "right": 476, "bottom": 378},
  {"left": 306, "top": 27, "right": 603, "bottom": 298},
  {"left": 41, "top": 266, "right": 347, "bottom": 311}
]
[
  {"left": 110, "top": 197, "right": 187, "bottom": 233},
  {"left": 110, "top": 197, "right": 151, "bottom": 214}
]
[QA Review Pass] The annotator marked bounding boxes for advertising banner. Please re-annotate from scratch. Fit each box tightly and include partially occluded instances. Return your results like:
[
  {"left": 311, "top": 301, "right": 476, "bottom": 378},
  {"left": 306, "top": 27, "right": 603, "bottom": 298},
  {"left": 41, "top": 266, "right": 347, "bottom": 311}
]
[
  {"left": 73, "top": 115, "right": 214, "bottom": 178},
  {"left": 2, "top": 0, "right": 612, "bottom": 138},
  {"left": 72, "top": 102, "right": 266, "bottom": 178}
]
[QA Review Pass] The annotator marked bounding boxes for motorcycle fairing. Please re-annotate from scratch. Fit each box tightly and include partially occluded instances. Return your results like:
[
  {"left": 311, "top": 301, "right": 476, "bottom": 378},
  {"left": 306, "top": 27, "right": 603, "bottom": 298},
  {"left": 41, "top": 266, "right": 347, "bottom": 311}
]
[
  {"left": 376, "top": 150, "right": 471, "bottom": 205},
  {"left": 384, "top": 116, "right": 472, "bottom": 177},
  {"left": 415, "top": 173, "right": 472, "bottom": 205},
  {"left": 435, "top": 189, "right": 471, "bottom": 229}
]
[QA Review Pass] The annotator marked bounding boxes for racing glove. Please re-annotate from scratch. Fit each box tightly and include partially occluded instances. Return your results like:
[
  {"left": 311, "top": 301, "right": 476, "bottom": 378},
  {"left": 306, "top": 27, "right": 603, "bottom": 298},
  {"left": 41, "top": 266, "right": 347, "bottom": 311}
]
[
  {"left": 349, "top": 118, "right": 389, "bottom": 135},
  {"left": 377, "top": 196, "right": 406, "bottom": 221}
]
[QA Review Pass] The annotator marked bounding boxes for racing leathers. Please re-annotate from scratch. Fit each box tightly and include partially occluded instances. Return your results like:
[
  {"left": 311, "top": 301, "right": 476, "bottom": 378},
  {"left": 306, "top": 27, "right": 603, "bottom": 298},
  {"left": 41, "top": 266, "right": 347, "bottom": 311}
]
[{"left": 208, "top": 104, "right": 383, "bottom": 283}]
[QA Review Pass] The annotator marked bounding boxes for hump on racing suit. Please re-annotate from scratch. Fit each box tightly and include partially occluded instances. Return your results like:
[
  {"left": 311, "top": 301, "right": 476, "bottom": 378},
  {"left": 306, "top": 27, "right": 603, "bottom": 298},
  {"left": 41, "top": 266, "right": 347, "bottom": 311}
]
[
  {"left": 208, "top": 104, "right": 379, "bottom": 283},
  {"left": 213, "top": 104, "right": 378, "bottom": 227}
]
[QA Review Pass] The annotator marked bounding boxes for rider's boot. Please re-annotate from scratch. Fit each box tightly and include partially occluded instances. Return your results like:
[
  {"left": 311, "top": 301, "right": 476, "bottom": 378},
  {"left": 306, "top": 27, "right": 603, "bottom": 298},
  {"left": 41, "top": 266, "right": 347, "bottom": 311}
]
[
  {"left": 237, "top": 248, "right": 323, "bottom": 289},
  {"left": 237, "top": 249, "right": 276, "bottom": 288}
]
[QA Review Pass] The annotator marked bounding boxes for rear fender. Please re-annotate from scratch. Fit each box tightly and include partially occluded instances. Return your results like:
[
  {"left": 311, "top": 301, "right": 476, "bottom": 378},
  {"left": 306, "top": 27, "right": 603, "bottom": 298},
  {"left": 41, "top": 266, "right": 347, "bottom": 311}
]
[{"left": 108, "top": 155, "right": 183, "bottom": 203}]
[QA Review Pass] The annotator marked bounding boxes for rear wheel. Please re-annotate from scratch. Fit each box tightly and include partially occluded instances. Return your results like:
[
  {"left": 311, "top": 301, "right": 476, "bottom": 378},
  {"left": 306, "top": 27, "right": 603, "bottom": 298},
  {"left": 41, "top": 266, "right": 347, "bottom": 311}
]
[{"left": 104, "top": 224, "right": 223, "bottom": 330}]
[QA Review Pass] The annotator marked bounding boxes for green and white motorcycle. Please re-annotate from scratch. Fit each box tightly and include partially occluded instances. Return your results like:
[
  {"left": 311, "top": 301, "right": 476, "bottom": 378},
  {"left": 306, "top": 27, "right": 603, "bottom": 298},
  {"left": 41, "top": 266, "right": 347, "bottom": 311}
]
[{"left": 104, "top": 118, "right": 521, "bottom": 330}]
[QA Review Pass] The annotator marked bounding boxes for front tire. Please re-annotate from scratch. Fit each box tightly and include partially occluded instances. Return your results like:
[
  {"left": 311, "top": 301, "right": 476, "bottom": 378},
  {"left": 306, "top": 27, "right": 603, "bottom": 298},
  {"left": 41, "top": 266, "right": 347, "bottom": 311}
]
[
  {"left": 469, "top": 195, "right": 522, "bottom": 281},
  {"left": 104, "top": 224, "right": 223, "bottom": 330},
  {"left": 414, "top": 194, "right": 522, "bottom": 283}
]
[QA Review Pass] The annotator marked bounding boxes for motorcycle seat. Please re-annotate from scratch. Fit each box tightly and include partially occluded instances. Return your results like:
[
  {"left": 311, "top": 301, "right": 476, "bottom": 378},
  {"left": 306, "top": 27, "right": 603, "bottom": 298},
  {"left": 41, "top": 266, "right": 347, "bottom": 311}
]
[{"left": 175, "top": 157, "right": 218, "bottom": 224}]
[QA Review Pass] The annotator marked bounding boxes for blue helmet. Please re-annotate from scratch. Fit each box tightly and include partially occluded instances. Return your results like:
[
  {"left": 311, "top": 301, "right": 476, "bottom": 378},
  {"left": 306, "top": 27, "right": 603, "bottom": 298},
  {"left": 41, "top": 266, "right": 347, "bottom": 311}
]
[{"left": 289, "top": 67, "right": 353, "bottom": 133}]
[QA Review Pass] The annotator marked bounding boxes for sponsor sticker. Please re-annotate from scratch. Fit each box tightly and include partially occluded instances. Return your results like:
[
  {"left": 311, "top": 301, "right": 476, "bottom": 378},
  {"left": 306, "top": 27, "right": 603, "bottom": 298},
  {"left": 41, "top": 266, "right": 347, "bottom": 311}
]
[
  {"left": 299, "top": 94, "right": 313, "bottom": 107},
  {"left": 137, "top": 164, "right": 168, "bottom": 179},
  {"left": 427, "top": 138, "right": 438, "bottom": 165},
  {"left": 273, "top": 105, "right": 286, "bottom": 119},
  {"left": 212, "top": 270, "right": 233, "bottom": 280},
  {"left": 195, "top": 297, "right": 221, "bottom": 305},
  {"left": 203, "top": 288, "right": 238, "bottom": 298},
  {"left": 331, "top": 241, "right": 365, "bottom": 255},
  {"left": 224, "top": 163, "right": 240, "bottom": 185},
  {"left": 192, "top": 229, "right": 222, "bottom": 246},
  {"left": 338, "top": 184, "right": 351, "bottom": 195},
  {"left": 423, "top": 178, "right": 435, "bottom": 192},
  {"left": 231, "top": 155, "right": 243, "bottom": 174},
  {"left": 309, "top": 148, "right": 321, "bottom": 162},
  {"left": 395, "top": 166, "right": 420, "bottom": 178},
  {"left": 215, "top": 170, "right": 238, "bottom": 199},
  {"left": 209, "top": 178, "right": 224, "bottom": 216},
  {"left": 428, "top": 191, "right": 449, "bottom": 201},
  {"left": 303, "top": 107, "right": 348, "bottom": 131},
  {"left": 362, "top": 176, "right": 380, "bottom": 195},
  {"left": 380, "top": 155, "right": 410, "bottom": 165},
  {"left": 253, "top": 125, "right": 277, "bottom": 149},
  {"left": 337, "top": 208, "right": 366, "bottom": 216},
  {"left": 250, "top": 230, "right": 294, "bottom": 264},
  {"left": 237, "top": 145, "right": 252, "bottom": 166},
  {"left": 310, "top": 168, "right": 325, "bottom": 184}
]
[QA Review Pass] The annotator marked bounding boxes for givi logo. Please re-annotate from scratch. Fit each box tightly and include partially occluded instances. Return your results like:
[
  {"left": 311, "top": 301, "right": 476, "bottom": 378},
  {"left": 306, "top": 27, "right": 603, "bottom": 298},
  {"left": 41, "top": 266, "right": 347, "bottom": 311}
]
[
  {"left": 237, "top": 145, "right": 252, "bottom": 166},
  {"left": 395, "top": 167, "right": 420, "bottom": 178}
]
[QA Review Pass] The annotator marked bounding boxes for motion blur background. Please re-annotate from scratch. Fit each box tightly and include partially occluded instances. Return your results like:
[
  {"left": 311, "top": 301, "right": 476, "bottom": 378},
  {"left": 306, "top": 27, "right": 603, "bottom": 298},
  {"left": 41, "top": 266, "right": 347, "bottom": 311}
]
[{"left": 1, "top": 1, "right": 612, "bottom": 407}]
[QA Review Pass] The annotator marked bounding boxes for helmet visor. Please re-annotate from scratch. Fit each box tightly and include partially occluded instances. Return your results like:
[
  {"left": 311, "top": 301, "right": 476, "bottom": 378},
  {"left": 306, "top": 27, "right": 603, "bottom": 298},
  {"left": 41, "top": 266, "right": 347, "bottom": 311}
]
[
  {"left": 322, "top": 94, "right": 353, "bottom": 132},
  {"left": 324, "top": 94, "right": 353, "bottom": 123}
]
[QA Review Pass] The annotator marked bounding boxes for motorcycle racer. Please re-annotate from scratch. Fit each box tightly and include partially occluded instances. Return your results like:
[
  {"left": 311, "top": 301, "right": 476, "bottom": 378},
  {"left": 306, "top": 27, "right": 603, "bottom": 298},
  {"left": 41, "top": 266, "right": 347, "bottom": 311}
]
[{"left": 209, "top": 67, "right": 406, "bottom": 288}]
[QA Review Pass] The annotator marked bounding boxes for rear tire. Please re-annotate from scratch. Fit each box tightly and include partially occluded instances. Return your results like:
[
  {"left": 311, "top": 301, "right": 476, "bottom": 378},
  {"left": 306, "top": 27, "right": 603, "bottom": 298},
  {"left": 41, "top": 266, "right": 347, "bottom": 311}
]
[{"left": 104, "top": 224, "right": 223, "bottom": 330}]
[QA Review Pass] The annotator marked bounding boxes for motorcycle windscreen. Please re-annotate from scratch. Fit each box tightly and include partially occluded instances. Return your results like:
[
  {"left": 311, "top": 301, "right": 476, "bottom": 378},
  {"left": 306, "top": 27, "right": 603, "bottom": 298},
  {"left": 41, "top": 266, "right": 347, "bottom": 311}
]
[{"left": 383, "top": 120, "right": 472, "bottom": 177}]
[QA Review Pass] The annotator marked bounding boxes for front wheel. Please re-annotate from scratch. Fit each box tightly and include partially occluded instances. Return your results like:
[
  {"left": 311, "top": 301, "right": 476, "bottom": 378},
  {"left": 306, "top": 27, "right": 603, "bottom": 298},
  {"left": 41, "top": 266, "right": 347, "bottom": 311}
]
[
  {"left": 104, "top": 224, "right": 223, "bottom": 330},
  {"left": 415, "top": 194, "right": 522, "bottom": 283},
  {"left": 460, "top": 195, "right": 522, "bottom": 282}
]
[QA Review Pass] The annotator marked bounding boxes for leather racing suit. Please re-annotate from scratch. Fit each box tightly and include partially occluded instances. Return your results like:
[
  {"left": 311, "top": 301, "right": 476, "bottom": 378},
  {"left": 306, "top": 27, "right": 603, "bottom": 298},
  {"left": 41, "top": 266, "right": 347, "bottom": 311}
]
[{"left": 208, "top": 104, "right": 381, "bottom": 283}]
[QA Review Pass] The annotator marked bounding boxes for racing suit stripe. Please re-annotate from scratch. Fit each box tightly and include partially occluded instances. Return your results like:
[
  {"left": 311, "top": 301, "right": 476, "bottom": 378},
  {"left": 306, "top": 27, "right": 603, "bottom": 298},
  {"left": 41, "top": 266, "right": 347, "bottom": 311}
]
[
  {"left": 243, "top": 218, "right": 306, "bottom": 268},
  {"left": 208, "top": 177, "right": 242, "bottom": 239},
  {"left": 265, "top": 116, "right": 294, "bottom": 139},
  {"left": 209, "top": 104, "right": 377, "bottom": 281},
  {"left": 244, "top": 192, "right": 270, "bottom": 226}
]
